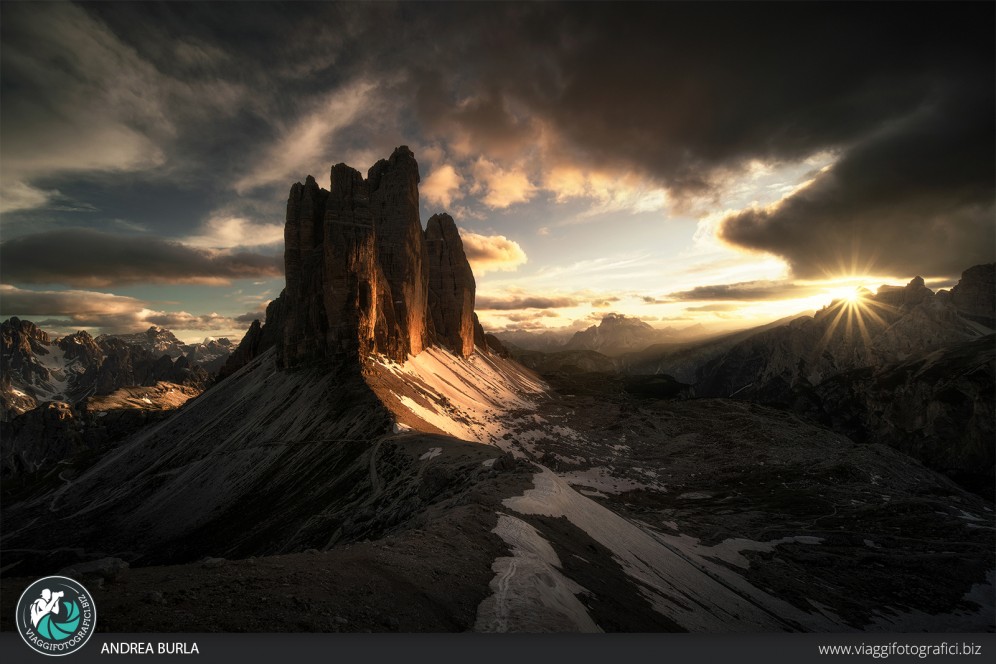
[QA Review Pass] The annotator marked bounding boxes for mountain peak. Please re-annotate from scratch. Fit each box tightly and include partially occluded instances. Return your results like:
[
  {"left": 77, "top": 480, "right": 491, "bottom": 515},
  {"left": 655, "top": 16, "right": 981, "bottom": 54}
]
[
  {"left": 598, "top": 313, "right": 654, "bottom": 330},
  {"left": 426, "top": 213, "right": 476, "bottom": 357},
  {"left": 949, "top": 263, "right": 996, "bottom": 328},
  {"left": 258, "top": 147, "right": 478, "bottom": 369}
]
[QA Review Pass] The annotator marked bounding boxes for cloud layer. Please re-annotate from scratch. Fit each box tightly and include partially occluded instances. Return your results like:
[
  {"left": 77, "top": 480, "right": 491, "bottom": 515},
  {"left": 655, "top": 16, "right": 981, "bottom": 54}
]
[
  {"left": 475, "top": 295, "right": 578, "bottom": 311},
  {"left": 717, "top": 85, "right": 995, "bottom": 278},
  {"left": 1, "top": 2, "right": 991, "bottom": 339},
  {"left": 1, "top": 229, "right": 282, "bottom": 287},
  {"left": 459, "top": 231, "right": 528, "bottom": 275},
  {"left": 0, "top": 284, "right": 248, "bottom": 335},
  {"left": 666, "top": 281, "right": 817, "bottom": 302}
]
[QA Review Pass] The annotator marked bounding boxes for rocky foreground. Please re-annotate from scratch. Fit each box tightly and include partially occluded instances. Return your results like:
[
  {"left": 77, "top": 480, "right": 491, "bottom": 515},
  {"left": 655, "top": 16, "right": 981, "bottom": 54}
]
[{"left": 3, "top": 366, "right": 992, "bottom": 632}]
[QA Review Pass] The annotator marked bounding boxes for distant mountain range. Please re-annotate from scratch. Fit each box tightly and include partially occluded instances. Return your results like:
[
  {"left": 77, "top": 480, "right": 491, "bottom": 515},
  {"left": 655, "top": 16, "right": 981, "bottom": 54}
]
[
  {"left": 505, "top": 264, "right": 996, "bottom": 498},
  {"left": 97, "top": 326, "right": 237, "bottom": 373},
  {"left": 696, "top": 268, "right": 994, "bottom": 400},
  {"left": 0, "top": 321, "right": 232, "bottom": 424},
  {"left": 496, "top": 314, "right": 708, "bottom": 357}
]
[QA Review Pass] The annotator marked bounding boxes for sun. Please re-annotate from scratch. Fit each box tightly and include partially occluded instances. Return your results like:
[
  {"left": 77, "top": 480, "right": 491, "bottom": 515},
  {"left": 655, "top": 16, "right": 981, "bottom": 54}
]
[
  {"left": 816, "top": 280, "right": 898, "bottom": 352},
  {"left": 827, "top": 285, "right": 864, "bottom": 305}
]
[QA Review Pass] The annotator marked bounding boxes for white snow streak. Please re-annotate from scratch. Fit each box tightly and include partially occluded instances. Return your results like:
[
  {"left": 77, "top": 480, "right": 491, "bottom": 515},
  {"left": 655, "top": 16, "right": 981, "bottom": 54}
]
[{"left": 475, "top": 513, "right": 601, "bottom": 633}]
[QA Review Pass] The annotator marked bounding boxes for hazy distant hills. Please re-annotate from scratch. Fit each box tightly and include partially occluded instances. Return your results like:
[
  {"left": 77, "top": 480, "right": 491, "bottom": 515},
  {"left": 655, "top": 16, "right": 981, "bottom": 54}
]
[
  {"left": 504, "top": 264, "right": 996, "bottom": 497},
  {"left": 696, "top": 267, "right": 994, "bottom": 402},
  {"left": 96, "top": 325, "right": 189, "bottom": 359},
  {"left": 691, "top": 267, "right": 996, "bottom": 496},
  {"left": 616, "top": 312, "right": 816, "bottom": 383},
  {"left": 495, "top": 314, "right": 708, "bottom": 357},
  {"left": 96, "top": 326, "right": 237, "bottom": 374}
]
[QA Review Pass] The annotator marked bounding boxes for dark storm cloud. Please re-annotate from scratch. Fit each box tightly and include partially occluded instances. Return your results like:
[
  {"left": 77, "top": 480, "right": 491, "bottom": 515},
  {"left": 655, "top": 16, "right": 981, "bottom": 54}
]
[
  {"left": 0, "top": 230, "right": 283, "bottom": 287},
  {"left": 475, "top": 295, "right": 579, "bottom": 310},
  {"left": 0, "top": 285, "right": 247, "bottom": 333},
  {"left": 667, "top": 281, "right": 817, "bottom": 302},
  {"left": 718, "top": 85, "right": 995, "bottom": 278},
  {"left": 2, "top": 2, "right": 992, "bottom": 283},
  {"left": 407, "top": 3, "right": 994, "bottom": 277},
  {"left": 411, "top": 4, "right": 988, "bottom": 176}
]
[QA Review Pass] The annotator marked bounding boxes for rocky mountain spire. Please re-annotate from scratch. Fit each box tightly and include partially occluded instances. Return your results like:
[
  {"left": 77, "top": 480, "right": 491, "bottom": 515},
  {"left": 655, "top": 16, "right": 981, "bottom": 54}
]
[
  {"left": 272, "top": 146, "right": 478, "bottom": 368},
  {"left": 426, "top": 213, "right": 476, "bottom": 357},
  {"left": 368, "top": 146, "right": 430, "bottom": 358}
]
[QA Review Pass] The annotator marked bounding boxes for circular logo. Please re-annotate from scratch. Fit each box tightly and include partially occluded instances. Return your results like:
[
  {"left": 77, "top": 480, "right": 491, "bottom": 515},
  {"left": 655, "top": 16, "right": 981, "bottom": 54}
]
[{"left": 16, "top": 576, "right": 96, "bottom": 656}]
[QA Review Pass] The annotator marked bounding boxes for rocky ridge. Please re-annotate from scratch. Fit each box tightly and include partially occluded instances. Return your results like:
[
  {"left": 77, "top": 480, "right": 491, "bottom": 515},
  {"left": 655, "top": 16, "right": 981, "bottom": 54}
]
[
  {"left": 697, "top": 266, "right": 996, "bottom": 401},
  {"left": 97, "top": 326, "right": 187, "bottom": 359},
  {"left": 1, "top": 319, "right": 208, "bottom": 420},
  {"left": 689, "top": 265, "right": 996, "bottom": 496},
  {"left": 0, "top": 318, "right": 213, "bottom": 475}
]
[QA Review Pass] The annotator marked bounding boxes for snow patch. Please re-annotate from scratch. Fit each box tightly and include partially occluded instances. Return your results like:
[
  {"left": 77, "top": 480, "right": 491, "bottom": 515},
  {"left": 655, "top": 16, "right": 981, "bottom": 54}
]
[
  {"left": 419, "top": 447, "right": 442, "bottom": 461},
  {"left": 371, "top": 347, "right": 546, "bottom": 446},
  {"left": 475, "top": 513, "right": 601, "bottom": 633},
  {"left": 562, "top": 466, "right": 667, "bottom": 495},
  {"left": 503, "top": 467, "right": 845, "bottom": 631}
]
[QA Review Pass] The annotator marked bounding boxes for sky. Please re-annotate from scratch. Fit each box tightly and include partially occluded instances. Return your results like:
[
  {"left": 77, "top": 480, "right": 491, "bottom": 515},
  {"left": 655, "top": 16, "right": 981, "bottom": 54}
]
[{"left": 1, "top": 1, "right": 993, "bottom": 343}]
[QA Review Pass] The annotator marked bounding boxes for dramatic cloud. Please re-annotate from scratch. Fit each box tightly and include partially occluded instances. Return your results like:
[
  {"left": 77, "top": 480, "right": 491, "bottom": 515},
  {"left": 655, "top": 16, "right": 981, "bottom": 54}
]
[
  {"left": 469, "top": 158, "right": 537, "bottom": 209},
  {"left": 475, "top": 295, "right": 579, "bottom": 311},
  {"left": 0, "top": 229, "right": 283, "bottom": 287},
  {"left": 0, "top": 181, "right": 55, "bottom": 214},
  {"left": 542, "top": 167, "right": 668, "bottom": 218},
  {"left": 458, "top": 231, "right": 527, "bottom": 274},
  {"left": 421, "top": 164, "right": 464, "bottom": 208},
  {"left": 667, "top": 280, "right": 817, "bottom": 302},
  {"left": 718, "top": 86, "right": 995, "bottom": 278},
  {"left": 235, "top": 311, "right": 265, "bottom": 324},
  {"left": 232, "top": 79, "right": 379, "bottom": 194},
  {"left": 0, "top": 285, "right": 143, "bottom": 318},
  {"left": 2, "top": 2, "right": 991, "bottom": 334},
  {"left": 406, "top": 3, "right": 993, "bottom": 275},
  {"left": 0, "top": 285, "right": 243, "bottom": 334},
  {"left": 142, "top": 311, "right": 241, "bottom": 331},
  {"left": 184, "top": 214, "right": 284, "bottom": 249},
  {"left": 453, "top": 5, "right": 985, "bottom": 192},
  {"left": 0, "top": 2, "right": 250, "bottom": 203},
  {"left": 591, "top": 297, "right": 620, "bottom": 308},
  {"left": 0, "top": 2, "right": 169, "bottom": 209}
]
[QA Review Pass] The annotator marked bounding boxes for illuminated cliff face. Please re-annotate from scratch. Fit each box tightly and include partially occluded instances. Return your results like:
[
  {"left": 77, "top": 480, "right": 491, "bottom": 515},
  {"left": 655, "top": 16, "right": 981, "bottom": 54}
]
[{"left": 278, "top": 146, "right": 477, "bottom": 367}]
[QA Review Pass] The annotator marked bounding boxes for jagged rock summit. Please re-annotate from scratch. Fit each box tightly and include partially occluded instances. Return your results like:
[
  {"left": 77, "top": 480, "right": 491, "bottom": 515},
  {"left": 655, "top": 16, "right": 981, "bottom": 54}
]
[
  {"left": 426, "top": 213, "right": 476, "bottom": 357},
  {"left": 235, "top": 146, "right": 483, "bottom": 371}
]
